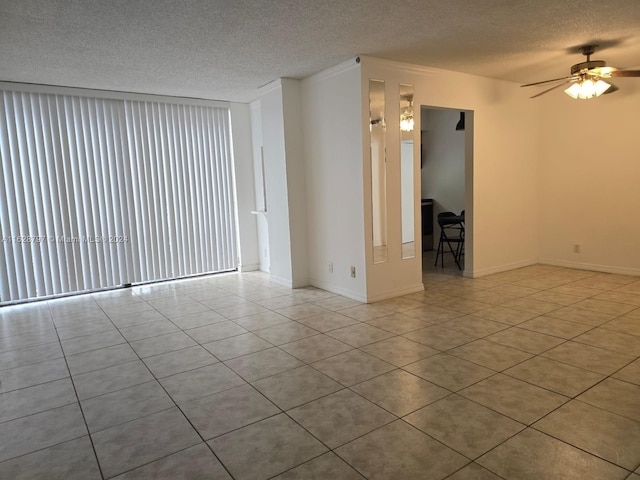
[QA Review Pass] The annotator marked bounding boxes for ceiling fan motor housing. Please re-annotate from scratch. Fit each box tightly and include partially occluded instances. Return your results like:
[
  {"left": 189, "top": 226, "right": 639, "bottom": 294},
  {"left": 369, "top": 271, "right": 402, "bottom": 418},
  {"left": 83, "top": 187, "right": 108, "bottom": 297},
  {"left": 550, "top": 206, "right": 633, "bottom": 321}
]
[{"left": 571, "top": 60, "right": 606, "bottom": 75}]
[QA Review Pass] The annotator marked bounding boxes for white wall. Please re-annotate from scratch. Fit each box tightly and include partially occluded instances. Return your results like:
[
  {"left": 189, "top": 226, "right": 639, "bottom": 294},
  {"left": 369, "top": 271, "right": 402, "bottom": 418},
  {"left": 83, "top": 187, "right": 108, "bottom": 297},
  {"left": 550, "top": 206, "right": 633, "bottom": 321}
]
[
  {"left": 360, "top": 56, "right": 540, "bottom": 297},
  {"left": 249, "top": 100, "right": 270, "bottom": 272},
  {"left": 421, "top": 108, "right": 466, "bottom": 240},
  {"left": 260, "top": 83, "right": 294, "bottom": 286},
  {"left": 538, "top": 86, "right": 640, "bottom": 275},
  {"left": 242, "top": 57, "right": 637, "bottom": 306},
  {"left": 256, "top": 79, "right": 309, "bottom": 288},
  {"left": 229, "top": 103, "right": 259, "bottom": 271},
  {"left": 281, "top": 79, "right": 309, "bottom": 287},
  {"left": 302, "top": 60, "right": 367, "bottom": 301},
  {"left": 456, "top": 85, "right": 539, "bottom": 278},
  {"left": 360, "top": 59, "right": 425, "bottom": 301}
]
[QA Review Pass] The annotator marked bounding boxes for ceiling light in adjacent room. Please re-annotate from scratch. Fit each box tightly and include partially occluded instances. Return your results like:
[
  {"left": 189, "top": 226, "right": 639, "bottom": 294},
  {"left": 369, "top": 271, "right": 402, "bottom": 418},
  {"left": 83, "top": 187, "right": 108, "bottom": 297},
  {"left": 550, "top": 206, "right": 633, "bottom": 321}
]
[{"left": 400, "top": 110, "right": 414, "bottom": 131}]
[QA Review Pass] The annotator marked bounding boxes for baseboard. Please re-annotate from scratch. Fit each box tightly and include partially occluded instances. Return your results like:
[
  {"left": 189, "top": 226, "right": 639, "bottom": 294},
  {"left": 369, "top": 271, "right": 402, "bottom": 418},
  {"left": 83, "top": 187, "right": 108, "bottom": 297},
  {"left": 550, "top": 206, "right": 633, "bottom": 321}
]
[
  {"left": 538, "top": 258, "right": 640, "bottom": 277},
  {"left": 308, "top": 278, "right": 367, "bottom": 303},
  {"left": 366, "top": 283, "right": 425, "bottom": 303},
  {"left": 268, "top": 273, "right": 293, "bottom": 289},
  {"left": 238, "top": 263, "right": 260, "bottom": 273},
  {"left": 470, "top": 258, "right": 538, "bottom": 278}
]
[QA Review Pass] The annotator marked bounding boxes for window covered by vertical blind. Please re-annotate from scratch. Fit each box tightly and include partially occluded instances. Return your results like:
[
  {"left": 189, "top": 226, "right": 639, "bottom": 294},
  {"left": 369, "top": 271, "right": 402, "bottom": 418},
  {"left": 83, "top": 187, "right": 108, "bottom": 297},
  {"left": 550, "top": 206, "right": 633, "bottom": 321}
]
[{"left": 0, "top": 88, "right": 237, "bottom": 303}]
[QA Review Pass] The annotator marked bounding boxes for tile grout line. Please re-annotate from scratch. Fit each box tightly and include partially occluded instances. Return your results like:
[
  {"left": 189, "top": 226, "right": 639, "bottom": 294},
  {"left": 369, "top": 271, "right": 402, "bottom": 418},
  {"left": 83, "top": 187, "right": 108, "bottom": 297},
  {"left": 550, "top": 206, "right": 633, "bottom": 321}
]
[
  {"left": 1, "top": 268, "right": 639, "bottom": 478},
  {"left": 105, "top": 319, "right": 237, "bottom": 480},
  {"left": 48, "top": 300, "right": 107, "bottom": 480}
]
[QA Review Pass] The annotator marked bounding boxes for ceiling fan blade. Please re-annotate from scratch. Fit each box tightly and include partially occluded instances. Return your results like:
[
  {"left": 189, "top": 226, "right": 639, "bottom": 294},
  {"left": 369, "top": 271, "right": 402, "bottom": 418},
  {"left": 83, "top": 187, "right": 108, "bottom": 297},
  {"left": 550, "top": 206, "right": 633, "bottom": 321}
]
[
  {"left": 521, "top": 76, "right": 575, "bottom": 87},
  {"left": 529, "top": 79, "right": 575, "bottom": 99},
  {"left": 610, "top": 70, "right": 640, "bottom": 77},
  {"left": 587, "top": 66, "right": 616, "bottom": 76},
  {"left": 603, "top": 83, "right": 619, "bottom": 94}
]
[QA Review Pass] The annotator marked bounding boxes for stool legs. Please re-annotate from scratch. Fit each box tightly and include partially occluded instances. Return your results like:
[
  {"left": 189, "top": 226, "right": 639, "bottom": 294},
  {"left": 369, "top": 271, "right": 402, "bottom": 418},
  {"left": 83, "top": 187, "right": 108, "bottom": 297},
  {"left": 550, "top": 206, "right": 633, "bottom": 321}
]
[{"left": 434, "top": 228, "right": 463, "bottom": 270}]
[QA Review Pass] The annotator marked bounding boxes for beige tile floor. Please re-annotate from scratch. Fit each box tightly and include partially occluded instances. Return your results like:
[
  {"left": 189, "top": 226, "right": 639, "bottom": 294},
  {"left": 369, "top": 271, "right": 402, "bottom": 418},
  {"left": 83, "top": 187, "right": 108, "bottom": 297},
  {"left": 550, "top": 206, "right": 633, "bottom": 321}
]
[{"left": 1, "top": 262, "right": 640, "bottom": 479}]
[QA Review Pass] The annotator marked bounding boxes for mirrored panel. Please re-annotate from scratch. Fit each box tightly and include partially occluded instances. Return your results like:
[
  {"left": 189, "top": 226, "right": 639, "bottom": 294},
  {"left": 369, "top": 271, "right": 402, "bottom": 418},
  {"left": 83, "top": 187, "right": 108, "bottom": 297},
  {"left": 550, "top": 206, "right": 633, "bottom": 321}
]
[
  {"left": 369, "top": 79, "right": 387, "bottom": 263},
  {"left": 400, "top": 84, "right": 415, "bottom": 259}
]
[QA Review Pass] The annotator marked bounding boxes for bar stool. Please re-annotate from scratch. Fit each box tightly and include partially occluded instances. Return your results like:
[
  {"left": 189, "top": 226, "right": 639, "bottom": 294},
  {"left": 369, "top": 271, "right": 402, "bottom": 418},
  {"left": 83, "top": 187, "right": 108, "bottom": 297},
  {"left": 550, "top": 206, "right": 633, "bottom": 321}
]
[{"left": 435, "top": 211, "right": 464, "bottom": 270}]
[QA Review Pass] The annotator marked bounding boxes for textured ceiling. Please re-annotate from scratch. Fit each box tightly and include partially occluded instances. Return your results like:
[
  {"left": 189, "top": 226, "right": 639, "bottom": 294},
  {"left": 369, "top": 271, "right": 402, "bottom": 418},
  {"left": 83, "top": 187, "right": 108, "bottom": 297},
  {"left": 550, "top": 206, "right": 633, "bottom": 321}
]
[{"left": 1, "top": 0, "right": 639, "bottom": 102}]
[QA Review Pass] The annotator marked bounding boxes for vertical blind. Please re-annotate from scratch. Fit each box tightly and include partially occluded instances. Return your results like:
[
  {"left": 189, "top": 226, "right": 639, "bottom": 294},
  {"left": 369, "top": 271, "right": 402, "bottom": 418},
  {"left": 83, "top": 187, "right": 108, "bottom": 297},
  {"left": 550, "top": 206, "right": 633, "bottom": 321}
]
[{"left": 0, "top": 89, "right": 237, "bottom": 303}]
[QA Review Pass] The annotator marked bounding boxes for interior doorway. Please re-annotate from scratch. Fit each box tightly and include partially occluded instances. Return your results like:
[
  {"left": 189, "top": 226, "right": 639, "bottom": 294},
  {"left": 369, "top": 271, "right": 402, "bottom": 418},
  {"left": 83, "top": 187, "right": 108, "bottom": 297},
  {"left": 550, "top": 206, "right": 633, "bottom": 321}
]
[{"left": 420, "top": 106, "right": 472, "bottom": 278}]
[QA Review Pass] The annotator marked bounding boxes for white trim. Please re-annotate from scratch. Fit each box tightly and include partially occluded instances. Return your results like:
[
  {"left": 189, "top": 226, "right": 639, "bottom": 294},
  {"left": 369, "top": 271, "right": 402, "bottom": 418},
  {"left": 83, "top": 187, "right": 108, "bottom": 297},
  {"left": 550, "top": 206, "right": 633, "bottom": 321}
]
[
  {"left": 469, "top": 258, "right": 538, "bottom": 278},
  {"left": 238, "top": 263, "right": 260, "bottom": 273},
  {"left": 359, "top": 55, "right": 520, "bottom": 86},
  {"left": 538, "top": 259, "right": 640, "bottom": 277},
  {"left": 257, "top": 78, "right": 284, "bottom": 96},
  {"left": 358, "top": 55, "right": 441, "bottom": 77},
  {"left": 0, "top": 81, "right": 229, "bottom": 108},
  {"left": 365, "top": 283, "right": 425, "bottom": 303},
  {"left": 309, "top": 278, "right": 368, "bottom": 303},
  {"left": 304, "top": 58, "right": 361, "bottom": 84},
  {"left": 256, "top": 59, "right": 360, "bottom": 100},
  {"left": 268, "top": 273, "right": 293, "bottom": 289}
]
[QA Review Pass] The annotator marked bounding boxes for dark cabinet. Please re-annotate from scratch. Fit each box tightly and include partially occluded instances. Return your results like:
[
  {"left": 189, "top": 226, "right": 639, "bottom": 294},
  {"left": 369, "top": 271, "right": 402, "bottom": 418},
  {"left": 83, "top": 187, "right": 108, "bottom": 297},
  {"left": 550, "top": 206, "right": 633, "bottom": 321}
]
[{"left": 421, "top": 198, "right": 434, "bottom": 251}]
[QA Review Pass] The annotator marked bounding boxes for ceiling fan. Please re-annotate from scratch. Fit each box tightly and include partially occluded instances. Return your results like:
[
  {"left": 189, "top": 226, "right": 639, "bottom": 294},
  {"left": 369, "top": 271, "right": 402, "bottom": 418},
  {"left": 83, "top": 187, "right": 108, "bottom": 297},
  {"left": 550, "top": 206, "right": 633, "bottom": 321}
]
[{"left": 522, "top": 45, "right": 640, "bottom": 99}]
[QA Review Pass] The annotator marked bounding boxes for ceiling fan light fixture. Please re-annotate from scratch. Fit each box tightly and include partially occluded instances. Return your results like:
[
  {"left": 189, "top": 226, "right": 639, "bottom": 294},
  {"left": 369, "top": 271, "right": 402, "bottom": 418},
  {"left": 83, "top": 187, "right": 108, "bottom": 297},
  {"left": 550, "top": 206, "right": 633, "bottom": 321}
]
[
  {"left": 592, "top": 79, "right": 612, "bottom": 96},
  {"left": 564, "top": 78, "right": 612, "bottom": 99},
  {"left": 523, "top": 45, "right": 640, "bottom": 99}
]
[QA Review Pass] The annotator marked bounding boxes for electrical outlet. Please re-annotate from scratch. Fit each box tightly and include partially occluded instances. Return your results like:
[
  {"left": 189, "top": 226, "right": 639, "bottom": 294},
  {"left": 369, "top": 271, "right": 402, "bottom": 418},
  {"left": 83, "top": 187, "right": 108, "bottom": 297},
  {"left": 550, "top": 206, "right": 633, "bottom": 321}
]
[
  {"left": 350, "top": 266, "right": 356, "bottom": 278},
  {"left": 329, "top": 262, "right": 333, "bottom": 273},
  {"left": 573, "top": 244, "right": 580, "bottom": 254}
]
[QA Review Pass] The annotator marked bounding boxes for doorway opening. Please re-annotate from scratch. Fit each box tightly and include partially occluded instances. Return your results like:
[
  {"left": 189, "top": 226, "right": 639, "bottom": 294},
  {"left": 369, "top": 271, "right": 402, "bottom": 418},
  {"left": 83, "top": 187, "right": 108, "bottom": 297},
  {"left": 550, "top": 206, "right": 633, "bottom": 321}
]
[{"left": 420, "top": 106, "right": 473, "bottom": 280}]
